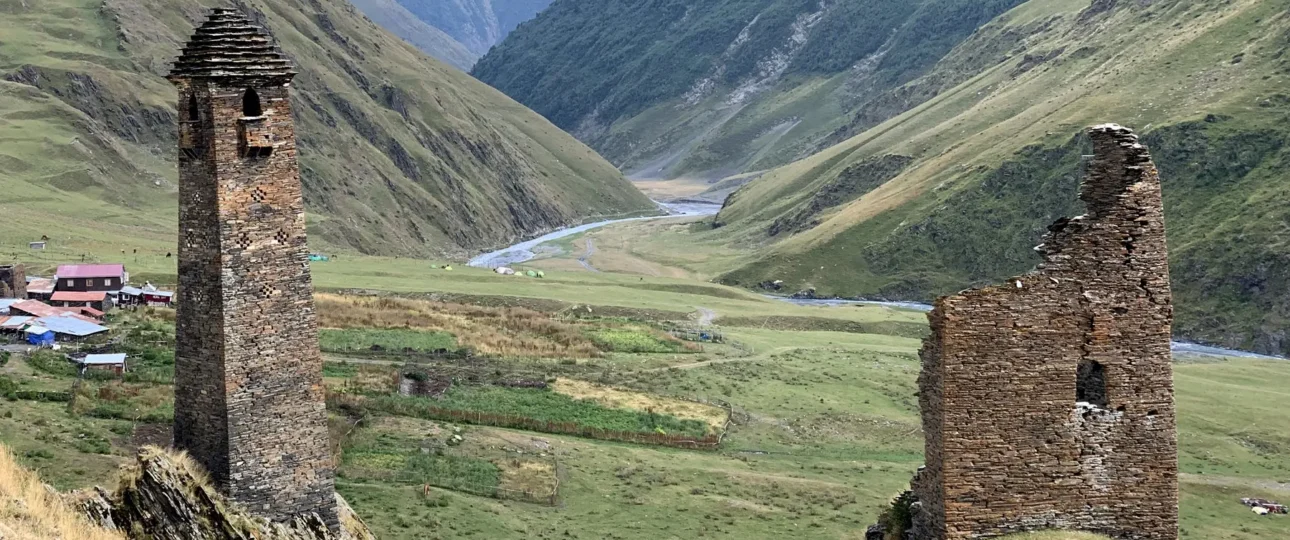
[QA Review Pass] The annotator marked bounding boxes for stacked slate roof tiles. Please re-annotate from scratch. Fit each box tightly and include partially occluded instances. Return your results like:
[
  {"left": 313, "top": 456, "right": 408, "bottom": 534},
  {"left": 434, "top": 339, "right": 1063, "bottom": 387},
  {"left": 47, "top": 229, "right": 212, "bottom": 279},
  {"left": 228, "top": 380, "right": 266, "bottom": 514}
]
[{"left": 169, "top": 8, "right": 295, "bottom": 82}]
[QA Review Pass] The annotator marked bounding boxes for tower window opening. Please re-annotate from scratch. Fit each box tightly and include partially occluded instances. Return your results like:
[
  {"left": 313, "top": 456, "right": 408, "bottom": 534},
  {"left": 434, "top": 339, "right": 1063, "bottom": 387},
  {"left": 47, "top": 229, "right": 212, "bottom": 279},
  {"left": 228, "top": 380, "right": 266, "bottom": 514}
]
[
  {"left": 187, "top": 95, "right": 200, "bottom": 122},
  {"left": 242, "top": 88, "right": 263, "bottom": 117},
  {"left": 1076, "top": 359, "right": 1108, "bottom": 408}
]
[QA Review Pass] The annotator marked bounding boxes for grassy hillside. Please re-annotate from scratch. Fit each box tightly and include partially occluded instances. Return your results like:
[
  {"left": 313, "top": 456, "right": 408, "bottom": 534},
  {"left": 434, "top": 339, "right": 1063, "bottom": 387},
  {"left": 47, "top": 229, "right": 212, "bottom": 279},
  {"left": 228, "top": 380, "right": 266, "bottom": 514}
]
[
  {"left": 0, "top": 0, "right": 654, "bottom": 261},
  {"left": 472, "top": 0, "right": 1024, "bottom": 179},
  {"left": 698, "top": 0, "right": 1290, "bottom": 356},
  {"left": 348, "top": 0, "right": 478, "bottom": 70}
]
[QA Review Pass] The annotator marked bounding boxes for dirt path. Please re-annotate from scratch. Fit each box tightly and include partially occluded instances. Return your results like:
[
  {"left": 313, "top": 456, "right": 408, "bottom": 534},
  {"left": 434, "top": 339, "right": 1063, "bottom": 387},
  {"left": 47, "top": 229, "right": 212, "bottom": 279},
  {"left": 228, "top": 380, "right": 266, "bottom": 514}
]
[
  {"left": 577, "top": 238, "right": 600, "bottom": 272},
  {"left": 1180, "top": 473, "right": 1290, "bottom": 494}
]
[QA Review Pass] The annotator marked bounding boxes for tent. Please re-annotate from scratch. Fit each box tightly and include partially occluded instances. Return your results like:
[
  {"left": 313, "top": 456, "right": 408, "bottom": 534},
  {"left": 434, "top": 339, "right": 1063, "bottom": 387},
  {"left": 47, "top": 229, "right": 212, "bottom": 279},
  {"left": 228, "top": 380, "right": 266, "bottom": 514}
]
[{"left": 25, "top": 325, "right": 54, "bottom": 346}]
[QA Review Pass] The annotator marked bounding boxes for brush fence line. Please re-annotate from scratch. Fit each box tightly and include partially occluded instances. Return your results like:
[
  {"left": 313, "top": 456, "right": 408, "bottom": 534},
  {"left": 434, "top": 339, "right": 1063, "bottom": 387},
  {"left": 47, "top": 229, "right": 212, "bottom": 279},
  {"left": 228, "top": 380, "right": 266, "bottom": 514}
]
[{"left": 335, "top": 394, "right": 724, "bottom": 450}]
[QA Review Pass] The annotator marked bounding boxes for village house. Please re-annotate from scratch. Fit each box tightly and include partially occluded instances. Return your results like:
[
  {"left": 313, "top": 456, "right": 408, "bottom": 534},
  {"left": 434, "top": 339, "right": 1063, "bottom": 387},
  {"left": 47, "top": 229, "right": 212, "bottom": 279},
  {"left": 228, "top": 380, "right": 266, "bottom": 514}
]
[
  {"left": 37, "top": 315, "right": 109, "bottom": 341},
  {"left": 25, "top": 277, "right": 54, "bottom": 301},
  {"left": 54, "top": 264, "right": 127, "bottom": 293},
  {"left": 5, "top": 300, "right": 109, "bottom": 340},
  {"left": 0, "top": 316, "right": 35, "bottom": 339},
  {"left": 77, "top": 353, "right": 127, "bottom": 375},
  {"left": 50, "top": 290, "right": 110, "bottom": 312}
]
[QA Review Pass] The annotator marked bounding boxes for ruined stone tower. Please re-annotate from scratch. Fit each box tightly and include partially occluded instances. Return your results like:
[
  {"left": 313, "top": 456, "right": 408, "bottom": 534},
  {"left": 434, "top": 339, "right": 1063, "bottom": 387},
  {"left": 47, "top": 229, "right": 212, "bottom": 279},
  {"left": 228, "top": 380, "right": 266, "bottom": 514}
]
[
  {"left": 910, "top": 125, "right": 1177, "bottom": 539},
  {"left": 0, "top": 264, "right": 25, "bottom": 299},
  {"left": 168, "top": 8, "right": 337, "bottom": 527}
]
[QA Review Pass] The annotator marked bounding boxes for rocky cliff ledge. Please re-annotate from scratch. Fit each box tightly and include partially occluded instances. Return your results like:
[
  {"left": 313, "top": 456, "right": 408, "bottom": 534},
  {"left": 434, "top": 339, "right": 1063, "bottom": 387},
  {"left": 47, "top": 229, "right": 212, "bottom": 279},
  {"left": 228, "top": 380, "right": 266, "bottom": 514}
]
[{"left": 72, "top": 447, "right": 372, "bottom": 540}]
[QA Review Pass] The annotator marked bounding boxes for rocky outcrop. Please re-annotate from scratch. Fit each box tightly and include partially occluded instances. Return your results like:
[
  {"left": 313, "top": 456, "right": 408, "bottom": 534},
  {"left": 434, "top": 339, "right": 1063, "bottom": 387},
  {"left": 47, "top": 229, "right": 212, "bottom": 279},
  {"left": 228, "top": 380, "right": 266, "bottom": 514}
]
[{"left": 72, "top": 447, "right": 374, "bottom": 540}]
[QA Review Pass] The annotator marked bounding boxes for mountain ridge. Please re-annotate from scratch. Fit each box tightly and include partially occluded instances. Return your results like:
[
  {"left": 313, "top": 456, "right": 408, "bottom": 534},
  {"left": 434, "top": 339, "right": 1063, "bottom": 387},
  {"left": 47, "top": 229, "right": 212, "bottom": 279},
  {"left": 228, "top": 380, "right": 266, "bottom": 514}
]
[
  {"left": 472, "top": 0, "right": 1025, "bottom": 180},
  {"left": 703, "top": 0, "right": 1290, "bottom": 356},
  {"left": 0, "top": 0, "right": 654, "bottom": 259}
]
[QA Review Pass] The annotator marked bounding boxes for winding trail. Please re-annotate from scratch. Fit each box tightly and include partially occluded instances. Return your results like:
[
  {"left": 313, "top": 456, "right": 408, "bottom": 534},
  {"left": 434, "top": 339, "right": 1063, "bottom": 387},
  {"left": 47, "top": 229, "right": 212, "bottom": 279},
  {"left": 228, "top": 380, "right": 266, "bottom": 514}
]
[{"left": 577, "top": 239, "right": 599, "bottom": 272}]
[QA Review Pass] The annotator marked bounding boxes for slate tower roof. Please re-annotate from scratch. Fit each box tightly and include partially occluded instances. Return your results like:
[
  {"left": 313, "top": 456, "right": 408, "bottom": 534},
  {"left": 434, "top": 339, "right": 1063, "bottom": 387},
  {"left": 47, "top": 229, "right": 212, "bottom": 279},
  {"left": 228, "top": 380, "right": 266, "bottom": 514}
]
[{"left": 168, "top": 8, "right": 295, "bottom": 84}]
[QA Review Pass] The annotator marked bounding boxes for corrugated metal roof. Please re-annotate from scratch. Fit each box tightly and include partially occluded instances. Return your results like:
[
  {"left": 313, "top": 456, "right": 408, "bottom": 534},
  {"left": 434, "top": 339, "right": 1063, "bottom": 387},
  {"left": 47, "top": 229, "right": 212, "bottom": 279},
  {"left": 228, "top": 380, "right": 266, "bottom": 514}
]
[
  {"left": 10, "top": 301, "right": 97, "bottom": 323},
  {"left": 120, "top": 286, "right": 144, "bottom": 295},
  {"left": 0, "top": 299, "right": 18, "bottom": 314},
  {"left": 81, "top": 353, "right": 126, "bottom": 365},
  {"left": 52, "top": 291, "right": 109, "bottom": 302},
  {"left": 36, "top": 316, "right": 108, "bottom": 337},
  {"left": 144, "top": 291, "right": 175, "bottom": 298},
  {"left": 10, "top": 300, "right": 62, "bottom": 318},
  {"left": 25, "top": 325, "right": 50, "bottom": 335},
  {"left": 25, "top": 278, "right": 54, "bottom": 293},
  {"left": 51, "top": 291, "right": 108, "bottom": 302},
  {"left": 0, "top": 316, "right": 34, "bottom": 329},
  {"left": 55, "top": 264, "right": 125, "bottom": 279}
]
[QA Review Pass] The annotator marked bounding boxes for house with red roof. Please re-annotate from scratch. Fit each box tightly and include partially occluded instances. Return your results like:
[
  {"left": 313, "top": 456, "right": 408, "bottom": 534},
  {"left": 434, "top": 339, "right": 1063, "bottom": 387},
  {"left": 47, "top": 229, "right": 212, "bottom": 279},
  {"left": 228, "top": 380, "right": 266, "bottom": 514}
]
[
  {"left": 55, "top": 264, "right": 127, "bottom": 293},
  {"left": 25, "top": 277, "right": 54, "bottom": 300},
  {"left": 8, "top": 300, "right": 99, "bottom": 323},
  {"left": 50, "top": 290, "right": 109, "bottom": 312}
]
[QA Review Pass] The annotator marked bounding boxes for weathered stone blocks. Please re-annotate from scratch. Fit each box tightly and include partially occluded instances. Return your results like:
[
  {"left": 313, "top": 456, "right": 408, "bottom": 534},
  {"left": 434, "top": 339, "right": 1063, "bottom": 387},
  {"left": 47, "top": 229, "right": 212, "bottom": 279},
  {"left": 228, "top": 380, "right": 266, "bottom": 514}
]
[{"left": 911, "top": 125, "right": 1177, "bottom": 540}]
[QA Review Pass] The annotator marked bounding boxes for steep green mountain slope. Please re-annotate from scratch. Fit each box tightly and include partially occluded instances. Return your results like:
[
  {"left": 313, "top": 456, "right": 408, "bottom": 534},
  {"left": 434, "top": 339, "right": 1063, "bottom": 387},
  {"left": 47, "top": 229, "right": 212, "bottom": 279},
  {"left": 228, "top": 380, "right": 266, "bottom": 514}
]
[
  {"left": 349, "top": 0, "right": 478, "bottom": 70},
  {"left": 703, "top": 0, "right": 1290, "bottom": 355},
  {"left": 0, "top": 0, "right": 654, "bottom": 259},
  {"left": 472, "top": 0, "right": 1025, "bottom": 180},
  {"left": 395, "top": 0, "right": 552, "bottom": 57}
]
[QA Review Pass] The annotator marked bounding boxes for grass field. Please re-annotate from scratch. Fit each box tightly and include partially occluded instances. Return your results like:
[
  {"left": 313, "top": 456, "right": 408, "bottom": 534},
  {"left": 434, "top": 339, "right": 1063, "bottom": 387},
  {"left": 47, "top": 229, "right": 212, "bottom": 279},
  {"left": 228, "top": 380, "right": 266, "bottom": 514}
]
[
  {"left": 360, "top": 386, "right": 712, "bottom": 439},
  {"left": 2, "top": 240, "right": 1288, "bottom": 539},
  {"left": 319, "top": 328, "right": 458, "bottom": 354}
]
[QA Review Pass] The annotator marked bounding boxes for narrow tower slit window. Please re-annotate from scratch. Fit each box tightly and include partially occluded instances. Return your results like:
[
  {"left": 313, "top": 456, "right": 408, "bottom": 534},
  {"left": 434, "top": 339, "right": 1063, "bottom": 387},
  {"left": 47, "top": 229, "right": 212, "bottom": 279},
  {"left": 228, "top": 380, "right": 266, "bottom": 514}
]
[
  {"left": 242, "top": 88, "right": 263, "bottom": 117},
  {"left": 1076, "top": 359, "right": 1108, "bottom": 408}
]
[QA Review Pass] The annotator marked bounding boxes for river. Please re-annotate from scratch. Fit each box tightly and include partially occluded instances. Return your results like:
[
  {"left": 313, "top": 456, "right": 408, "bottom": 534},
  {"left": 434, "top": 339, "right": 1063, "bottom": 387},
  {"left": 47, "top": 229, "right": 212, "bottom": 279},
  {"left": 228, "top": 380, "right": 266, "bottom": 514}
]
[
  {"left": 466, "top": 208, "right": 1280, "bottom": 362},
  {"left": 468, "top": 201, "right": 721, "bottom": 268},
  {"left": 771, "top": 295, "right": 1283, "bottom": 361}
]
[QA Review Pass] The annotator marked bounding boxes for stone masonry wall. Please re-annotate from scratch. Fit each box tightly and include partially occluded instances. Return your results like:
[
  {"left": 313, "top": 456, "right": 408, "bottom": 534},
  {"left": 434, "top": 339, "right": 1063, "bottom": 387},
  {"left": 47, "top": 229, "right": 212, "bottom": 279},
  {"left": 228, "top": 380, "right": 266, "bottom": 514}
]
[
  {"left": 912, "top": 125, "right": 1178, "bottom": 539},
  {"left": 0, "top": 264, "right": 26, "bottom": 299},
  {"left": 172, "top": 78, "right": 337, "bottom": 527}
]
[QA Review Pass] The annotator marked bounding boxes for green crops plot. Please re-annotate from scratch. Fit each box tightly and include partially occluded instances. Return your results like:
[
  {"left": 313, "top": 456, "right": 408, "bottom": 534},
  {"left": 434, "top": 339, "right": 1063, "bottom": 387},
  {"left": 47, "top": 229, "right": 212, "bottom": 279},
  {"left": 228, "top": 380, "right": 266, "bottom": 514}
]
[
  {"left": 587, "top": 328, "right": 689, "bottom": 354},
  {"left": 319, "top": 328, "right": 457, "bottom": 353}
]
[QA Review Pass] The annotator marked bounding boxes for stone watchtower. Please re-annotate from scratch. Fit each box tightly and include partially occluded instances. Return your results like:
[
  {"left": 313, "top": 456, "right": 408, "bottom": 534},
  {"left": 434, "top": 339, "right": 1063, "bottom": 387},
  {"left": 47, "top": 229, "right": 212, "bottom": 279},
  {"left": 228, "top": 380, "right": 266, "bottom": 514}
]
[
  {"left": 909, "top": 125, "right": 1177, "bottom": 539},
  {"left": 168, "top": 9, "right": 337, "bottom": 527}
]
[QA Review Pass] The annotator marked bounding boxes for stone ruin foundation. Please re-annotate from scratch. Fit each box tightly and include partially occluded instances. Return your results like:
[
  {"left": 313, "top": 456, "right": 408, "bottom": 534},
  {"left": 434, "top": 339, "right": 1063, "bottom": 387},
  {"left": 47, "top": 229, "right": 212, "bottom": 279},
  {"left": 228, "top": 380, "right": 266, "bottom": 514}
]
[
  {"left": 168, "top": 8, "right": 337, "bottom": 528},
  {"left": 903, "top": 125, "right": 1178, "bottom": 539}
]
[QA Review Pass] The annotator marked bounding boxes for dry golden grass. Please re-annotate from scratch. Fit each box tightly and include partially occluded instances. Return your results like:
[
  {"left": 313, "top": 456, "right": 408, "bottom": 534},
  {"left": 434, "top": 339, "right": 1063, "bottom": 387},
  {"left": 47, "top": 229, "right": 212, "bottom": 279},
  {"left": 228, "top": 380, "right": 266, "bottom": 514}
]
[
  {"left": 551, "top": 378, "right": 729, "bottom": 433},
  {"left": 0, "top": 443, "right": 125, "bottom": 540},
  {"left": 316, "top": 294, "right": 603, "bottom": 358},
  {"left": 496, "top": 459, "right": 558, "bottom": 498}
]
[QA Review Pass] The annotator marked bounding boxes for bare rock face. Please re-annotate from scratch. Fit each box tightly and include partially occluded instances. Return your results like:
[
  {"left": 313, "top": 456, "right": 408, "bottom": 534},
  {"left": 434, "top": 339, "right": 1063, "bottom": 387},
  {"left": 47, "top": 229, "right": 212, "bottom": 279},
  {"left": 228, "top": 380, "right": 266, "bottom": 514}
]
[{"left": 72, "top": 447, "right": 373, "bottom": 540}]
